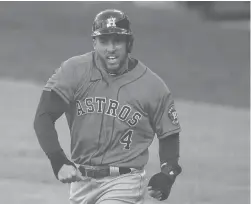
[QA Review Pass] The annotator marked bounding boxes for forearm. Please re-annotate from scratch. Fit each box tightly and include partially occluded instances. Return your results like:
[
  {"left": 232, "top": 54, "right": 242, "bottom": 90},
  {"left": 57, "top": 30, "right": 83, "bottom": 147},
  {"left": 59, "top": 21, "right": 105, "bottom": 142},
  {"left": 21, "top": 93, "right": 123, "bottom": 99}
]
[
  {"left": 159, "top": 133, "right": 181, "bottom": 177},
  {"left": 33, "top": 90, "right": 74, "bottom": 178},
  {"left": 34, "top": 111, "right": 61, "bottom": 154},
  {"left": 33, "top": 91, "right": 63, "bottom": 154},
  {"left": 148, "top": 133, "right": 181, "bottom": 201},
  {"left": 159, "top": 133, "right": 180, "bottom": 165}
]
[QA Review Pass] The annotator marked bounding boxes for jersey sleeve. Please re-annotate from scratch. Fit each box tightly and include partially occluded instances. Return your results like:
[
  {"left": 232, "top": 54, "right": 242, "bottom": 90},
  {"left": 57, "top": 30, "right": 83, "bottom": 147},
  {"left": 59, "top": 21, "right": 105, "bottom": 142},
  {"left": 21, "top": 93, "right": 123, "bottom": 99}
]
[
  {"left": 44, "top": 60, "right": 77, "bottom": 104},
  {"left": 151, "top": 86, "right": 181, "bottom": 139}
]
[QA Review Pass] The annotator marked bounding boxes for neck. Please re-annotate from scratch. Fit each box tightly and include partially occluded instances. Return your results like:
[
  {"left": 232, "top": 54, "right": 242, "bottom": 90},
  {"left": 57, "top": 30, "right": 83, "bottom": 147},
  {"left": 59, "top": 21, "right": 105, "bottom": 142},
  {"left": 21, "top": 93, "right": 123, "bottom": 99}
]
[{"left": 95, "top": 52, "right": 129, "bottom": 76}]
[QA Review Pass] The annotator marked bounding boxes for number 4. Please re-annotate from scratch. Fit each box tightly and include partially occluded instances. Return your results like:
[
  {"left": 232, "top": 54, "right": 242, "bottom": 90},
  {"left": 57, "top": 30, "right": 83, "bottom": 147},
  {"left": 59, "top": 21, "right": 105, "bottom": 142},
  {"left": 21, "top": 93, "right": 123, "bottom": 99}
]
[{"left": 120, "top": 130, "right": 133, "bottom": 150}]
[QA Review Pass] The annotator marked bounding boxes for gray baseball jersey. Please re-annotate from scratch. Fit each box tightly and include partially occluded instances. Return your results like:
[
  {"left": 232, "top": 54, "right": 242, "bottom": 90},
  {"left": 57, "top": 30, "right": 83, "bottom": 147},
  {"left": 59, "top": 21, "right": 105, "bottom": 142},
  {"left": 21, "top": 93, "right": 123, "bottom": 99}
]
[{"left": 44, "top": 51, "right": 181, "bottom": 168}]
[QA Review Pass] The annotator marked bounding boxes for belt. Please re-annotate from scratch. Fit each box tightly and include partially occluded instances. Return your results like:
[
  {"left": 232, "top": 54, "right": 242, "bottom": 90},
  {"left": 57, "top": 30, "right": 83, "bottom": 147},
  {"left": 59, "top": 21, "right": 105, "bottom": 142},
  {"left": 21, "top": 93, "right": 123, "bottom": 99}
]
[{"left": 78, "top": 166, "right": 133, "bottom": 179}]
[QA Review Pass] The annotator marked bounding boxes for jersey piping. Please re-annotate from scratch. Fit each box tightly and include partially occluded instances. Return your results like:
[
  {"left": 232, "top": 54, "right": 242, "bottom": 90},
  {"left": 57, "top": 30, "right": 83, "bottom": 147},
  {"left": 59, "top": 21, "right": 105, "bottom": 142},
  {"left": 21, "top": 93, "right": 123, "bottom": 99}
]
[{"left": 100, "top": 66, "right": 148, "bottom": 165}]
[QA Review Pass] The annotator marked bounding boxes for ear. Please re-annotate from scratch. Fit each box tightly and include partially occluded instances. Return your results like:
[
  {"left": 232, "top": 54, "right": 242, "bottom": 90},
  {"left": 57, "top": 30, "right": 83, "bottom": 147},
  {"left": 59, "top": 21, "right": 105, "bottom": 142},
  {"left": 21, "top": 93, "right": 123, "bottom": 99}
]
[
  {"left": 127, "top": 36, "right": 134, "bottom": 53},
  {"left": 93, "top": 38, "right": 97, "bottom": 50}
]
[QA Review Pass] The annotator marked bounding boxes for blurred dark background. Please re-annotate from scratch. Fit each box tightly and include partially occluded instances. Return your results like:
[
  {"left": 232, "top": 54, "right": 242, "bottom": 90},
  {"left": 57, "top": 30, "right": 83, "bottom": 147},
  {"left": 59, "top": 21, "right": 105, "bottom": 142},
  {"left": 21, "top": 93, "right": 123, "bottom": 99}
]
[
  {"left": 182, "top": 1, "right": 250, "bottom": 20},
  {"left": 0, "top": 1, "right": 249, "bottom": 107}
]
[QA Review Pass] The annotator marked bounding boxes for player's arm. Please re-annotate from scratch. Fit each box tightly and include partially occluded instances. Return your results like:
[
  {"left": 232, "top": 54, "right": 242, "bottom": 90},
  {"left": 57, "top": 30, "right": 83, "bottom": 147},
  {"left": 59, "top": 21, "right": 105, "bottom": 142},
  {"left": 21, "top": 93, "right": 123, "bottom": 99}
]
[
  {"left": 159, "top": 133, "right": 180, "bottom": 174},
  {"left": 158, "top": 133, "right": 181, "bottom": 196},
  {"left": 34, "top": 59, "right": 84, "bottom": 182},
  {"left": 33, "top": 90, "right": 76, "bottom": 179},
  {"left": 148, "top": 85, "right": 182, "bottom": 201},
  {"left": 148, "top": 133, "right": 181, "bottom": 201}
]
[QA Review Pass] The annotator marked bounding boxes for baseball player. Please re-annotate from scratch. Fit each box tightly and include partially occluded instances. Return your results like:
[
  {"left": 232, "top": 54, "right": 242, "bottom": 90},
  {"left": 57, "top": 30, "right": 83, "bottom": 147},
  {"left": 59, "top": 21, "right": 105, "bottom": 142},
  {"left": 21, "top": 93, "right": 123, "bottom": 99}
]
[{"left": 34, "top": 9, "right": 182, "bottom": 204}]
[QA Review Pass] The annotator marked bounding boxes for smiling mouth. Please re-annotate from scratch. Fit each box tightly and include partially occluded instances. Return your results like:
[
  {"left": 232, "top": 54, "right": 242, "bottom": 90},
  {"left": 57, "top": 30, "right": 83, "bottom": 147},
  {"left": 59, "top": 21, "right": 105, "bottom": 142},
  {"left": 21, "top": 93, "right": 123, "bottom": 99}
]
[{"left": 106, "top": 56, "right": 119, "bottom": 64}]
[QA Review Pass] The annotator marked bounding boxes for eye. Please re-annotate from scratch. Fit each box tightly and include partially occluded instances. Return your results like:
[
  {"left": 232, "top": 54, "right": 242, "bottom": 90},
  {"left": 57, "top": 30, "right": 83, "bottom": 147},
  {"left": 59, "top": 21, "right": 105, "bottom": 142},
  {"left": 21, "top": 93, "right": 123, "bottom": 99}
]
[
  {"left": 99, "top": 37, "right": 108, "bottom": 44},
  {"left": 114, "top": 38, "right": 122, "bottom": 43},
  {"left": 114, "top": 35, "right": 126, "bottom": 44},
  {"left": 99, "top": 39, "right": 106, "bottom": 44}
]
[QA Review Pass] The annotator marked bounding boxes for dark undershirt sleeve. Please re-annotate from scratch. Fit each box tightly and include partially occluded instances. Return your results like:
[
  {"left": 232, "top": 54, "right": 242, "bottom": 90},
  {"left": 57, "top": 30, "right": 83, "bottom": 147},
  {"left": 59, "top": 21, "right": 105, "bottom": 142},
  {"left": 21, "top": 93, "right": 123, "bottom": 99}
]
[
  {"left": 33, "top": 90, "right": 75, "bottom": 178},
  {"left": 34, "top": 90, "right": 66, "bottom": 153},
  {"left": 159, "top": 133, "right": 180, "bottom": 166}
]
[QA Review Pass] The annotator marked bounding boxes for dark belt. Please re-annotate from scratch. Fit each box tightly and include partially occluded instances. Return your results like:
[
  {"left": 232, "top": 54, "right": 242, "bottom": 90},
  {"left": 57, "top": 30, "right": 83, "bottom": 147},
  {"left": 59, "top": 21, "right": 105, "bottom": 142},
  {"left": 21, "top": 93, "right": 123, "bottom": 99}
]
[{"left": 78, "top": 166, "right": 132, "bottom": 179}]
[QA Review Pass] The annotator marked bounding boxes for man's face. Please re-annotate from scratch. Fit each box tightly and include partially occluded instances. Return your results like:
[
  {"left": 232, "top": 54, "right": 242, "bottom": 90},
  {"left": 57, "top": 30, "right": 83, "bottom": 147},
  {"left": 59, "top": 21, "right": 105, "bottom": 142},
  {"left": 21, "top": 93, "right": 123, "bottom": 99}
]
[{"left": 93, "top": 34, "right": 128, "bottom": 73}]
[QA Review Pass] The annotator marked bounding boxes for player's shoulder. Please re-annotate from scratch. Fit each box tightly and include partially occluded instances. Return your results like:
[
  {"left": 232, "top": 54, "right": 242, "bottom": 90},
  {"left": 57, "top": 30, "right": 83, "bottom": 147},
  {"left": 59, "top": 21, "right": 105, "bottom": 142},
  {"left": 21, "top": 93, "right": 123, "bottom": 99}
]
[
  {"left": 56, "top": 52, "right": 95, "bottom": 83},
  {"left": 137, "top": 60, "right": 171, "bottom": 95},
  {"left": 62, "top": 51, "right": 93, "bottom": 71}
]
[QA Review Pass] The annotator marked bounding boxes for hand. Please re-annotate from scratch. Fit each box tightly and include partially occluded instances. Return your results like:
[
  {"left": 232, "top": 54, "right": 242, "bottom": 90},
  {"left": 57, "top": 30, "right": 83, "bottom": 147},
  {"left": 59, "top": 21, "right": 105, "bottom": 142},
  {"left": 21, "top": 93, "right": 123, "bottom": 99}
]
[
  {"left": 58, "top": 164, "right": 84, "bottom": 183},
  {"left": 147, "top": 186, "right": 163, "bottom": 201}
]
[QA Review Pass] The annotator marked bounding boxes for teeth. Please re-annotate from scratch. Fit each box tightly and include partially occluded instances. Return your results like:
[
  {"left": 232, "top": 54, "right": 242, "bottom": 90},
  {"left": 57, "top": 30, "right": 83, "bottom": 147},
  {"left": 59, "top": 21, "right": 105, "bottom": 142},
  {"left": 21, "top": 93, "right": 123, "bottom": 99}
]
[{"left": 108, "top": 56, "right": 116, "bottom": 59}]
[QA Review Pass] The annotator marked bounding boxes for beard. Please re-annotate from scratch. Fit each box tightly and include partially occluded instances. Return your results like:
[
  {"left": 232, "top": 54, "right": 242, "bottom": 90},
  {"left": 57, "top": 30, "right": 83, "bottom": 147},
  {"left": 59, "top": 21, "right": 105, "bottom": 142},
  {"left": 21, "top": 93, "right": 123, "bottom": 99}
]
[{"left": 97, "top": 52, "right": 128, "bottom": 75}]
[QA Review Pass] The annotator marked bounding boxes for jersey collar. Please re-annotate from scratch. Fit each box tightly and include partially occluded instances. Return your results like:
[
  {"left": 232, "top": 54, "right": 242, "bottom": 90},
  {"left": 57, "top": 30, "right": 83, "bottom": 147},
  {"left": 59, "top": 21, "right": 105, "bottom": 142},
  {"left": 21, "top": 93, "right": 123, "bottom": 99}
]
[
  {"left": 112, "top": 60, "right": 147, "bottom": 88},
  {"left": 90, "top": 51, "right": 147, "bottom": 84}
]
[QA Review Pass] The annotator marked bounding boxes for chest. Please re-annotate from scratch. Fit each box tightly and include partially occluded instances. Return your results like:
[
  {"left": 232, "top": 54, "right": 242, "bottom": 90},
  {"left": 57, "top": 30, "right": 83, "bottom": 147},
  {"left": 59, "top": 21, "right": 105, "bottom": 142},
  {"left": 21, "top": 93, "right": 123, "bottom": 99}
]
[{"left": 74, "top": 79, "right": 149, "bottom": 126}]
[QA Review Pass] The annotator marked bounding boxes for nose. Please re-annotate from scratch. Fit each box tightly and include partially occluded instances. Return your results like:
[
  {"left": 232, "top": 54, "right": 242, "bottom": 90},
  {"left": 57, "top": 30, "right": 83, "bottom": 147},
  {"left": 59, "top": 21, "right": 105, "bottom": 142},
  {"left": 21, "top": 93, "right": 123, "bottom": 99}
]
[{"left": 106, "top": 41, "right": 116, "bottom": 52}]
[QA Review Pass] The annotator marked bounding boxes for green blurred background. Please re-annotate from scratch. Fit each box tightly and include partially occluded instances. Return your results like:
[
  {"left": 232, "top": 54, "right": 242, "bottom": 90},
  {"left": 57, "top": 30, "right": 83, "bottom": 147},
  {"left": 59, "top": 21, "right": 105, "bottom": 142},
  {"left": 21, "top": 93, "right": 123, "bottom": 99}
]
[
  {"left": 0, "top": 2, "right": 249, "bottom": 204},
  {"left": 0, "top": 1, "right": 249, "bottom": 107}
]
